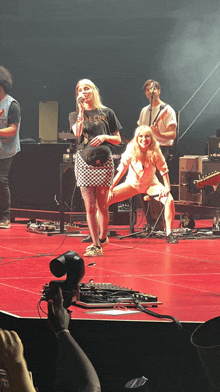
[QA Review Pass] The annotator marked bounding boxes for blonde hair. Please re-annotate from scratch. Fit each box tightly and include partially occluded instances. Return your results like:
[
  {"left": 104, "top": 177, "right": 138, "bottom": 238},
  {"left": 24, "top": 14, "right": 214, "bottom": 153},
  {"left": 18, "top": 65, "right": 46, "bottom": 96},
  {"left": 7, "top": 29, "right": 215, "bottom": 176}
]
[
  {"left": 128, "top": 125, "right": 161, "bottom": 165},
  {"left": 76, "top": 79, "right": 105, "bottom": 110}
]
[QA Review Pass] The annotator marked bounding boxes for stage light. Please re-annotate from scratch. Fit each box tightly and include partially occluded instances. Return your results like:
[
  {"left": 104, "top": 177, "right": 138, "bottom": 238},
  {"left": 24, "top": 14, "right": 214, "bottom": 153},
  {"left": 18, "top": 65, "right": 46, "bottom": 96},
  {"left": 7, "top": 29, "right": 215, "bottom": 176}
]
[{"left": 42, "top": 250, "right": 85, "bottom": 308}]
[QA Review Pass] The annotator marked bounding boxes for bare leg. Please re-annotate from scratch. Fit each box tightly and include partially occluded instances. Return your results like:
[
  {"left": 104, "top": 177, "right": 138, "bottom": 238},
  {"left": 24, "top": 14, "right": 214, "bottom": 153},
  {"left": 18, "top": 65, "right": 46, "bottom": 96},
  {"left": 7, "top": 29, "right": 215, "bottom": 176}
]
[
  {"left": 147, "top": 184, "right": 175, "bottom": 236},
  {"left": 80, "top": 186, "right": 100, "bottom": 247},
  {"left": 96, "top": 186, "right": 110, "bottom": 241},
  {"left": 161, "top": 193, "right": 175, "bottom": 236},
  {"left": 108, "top": 183, "right": 138, "bottom": 207}
]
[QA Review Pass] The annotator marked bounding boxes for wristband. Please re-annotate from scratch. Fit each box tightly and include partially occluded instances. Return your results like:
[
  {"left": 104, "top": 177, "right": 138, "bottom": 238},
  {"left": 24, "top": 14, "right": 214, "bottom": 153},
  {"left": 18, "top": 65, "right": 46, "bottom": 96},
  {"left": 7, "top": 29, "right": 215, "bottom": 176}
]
[{"left": 56, "top": 329, "right": 70, "bottom": 336}]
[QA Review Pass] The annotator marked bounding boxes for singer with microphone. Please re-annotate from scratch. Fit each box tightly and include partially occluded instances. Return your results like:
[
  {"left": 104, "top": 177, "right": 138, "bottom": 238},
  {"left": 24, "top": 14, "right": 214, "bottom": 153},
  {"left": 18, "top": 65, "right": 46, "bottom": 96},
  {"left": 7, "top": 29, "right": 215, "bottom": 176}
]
[{"left": 69, "top": 79, "right": 122, "bottom": 257}]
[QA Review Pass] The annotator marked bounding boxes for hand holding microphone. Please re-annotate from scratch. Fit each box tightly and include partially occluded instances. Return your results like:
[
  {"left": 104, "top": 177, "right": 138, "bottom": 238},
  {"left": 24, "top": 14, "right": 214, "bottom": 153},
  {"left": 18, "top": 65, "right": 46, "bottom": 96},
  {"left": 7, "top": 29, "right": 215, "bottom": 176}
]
[
  {"left": 76, "top": 96, "right": 84, "bottom": 122},
  {"left": 76, "top": 96, "right": 84, "bottom": 105}
]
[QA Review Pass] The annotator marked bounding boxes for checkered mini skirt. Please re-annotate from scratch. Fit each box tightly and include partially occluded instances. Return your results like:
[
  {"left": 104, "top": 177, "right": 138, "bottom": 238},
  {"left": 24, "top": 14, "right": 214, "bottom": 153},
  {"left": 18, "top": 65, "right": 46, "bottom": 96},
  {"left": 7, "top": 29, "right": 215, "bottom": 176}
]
[{"left": 75, "top": 150, "right": 114, "bottom": 187}]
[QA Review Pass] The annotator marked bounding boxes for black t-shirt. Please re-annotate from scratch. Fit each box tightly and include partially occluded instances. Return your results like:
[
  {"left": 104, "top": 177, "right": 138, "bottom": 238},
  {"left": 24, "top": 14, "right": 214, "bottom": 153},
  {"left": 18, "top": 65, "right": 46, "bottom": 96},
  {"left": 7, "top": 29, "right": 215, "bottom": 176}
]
[
  {"left": 8, "top": 101, "right": 21, "bottom": 125},
  {"left": 69, "top": 107, "right": 122, "bottom": 150}
]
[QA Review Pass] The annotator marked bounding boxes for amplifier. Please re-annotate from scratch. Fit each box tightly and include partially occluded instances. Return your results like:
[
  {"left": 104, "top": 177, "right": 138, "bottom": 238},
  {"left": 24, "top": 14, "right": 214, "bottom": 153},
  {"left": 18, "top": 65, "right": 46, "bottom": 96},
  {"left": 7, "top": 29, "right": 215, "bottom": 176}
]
[
  {"left": 208, "top": 137, "right": 220, "bottom": 159},
  {"left": 60, "top": 163, "right": 85, "bottom": 212},
  {"left": 63, "top": 153, "right": 76, "bottom": 163},
  {"left": 179, "top": 156, "right": 220, "bottom": 204}
]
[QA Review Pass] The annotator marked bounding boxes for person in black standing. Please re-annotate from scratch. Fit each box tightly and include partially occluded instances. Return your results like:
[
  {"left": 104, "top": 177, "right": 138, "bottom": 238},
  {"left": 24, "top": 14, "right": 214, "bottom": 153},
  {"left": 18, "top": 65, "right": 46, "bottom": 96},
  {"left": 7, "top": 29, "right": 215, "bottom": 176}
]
[{"left": 0, "top": 66, "right": 21, "bottom": 228}]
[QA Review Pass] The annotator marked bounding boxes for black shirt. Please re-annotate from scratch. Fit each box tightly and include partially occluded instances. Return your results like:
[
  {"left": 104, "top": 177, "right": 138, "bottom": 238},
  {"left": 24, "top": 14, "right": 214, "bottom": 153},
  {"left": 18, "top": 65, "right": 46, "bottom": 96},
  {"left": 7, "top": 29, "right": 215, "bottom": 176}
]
[
  {"left": 8, "top": 101, "right": 21, "bottom": 125},
  {"left": 69, "top": 107, "right": 122, "bottom": 150}
]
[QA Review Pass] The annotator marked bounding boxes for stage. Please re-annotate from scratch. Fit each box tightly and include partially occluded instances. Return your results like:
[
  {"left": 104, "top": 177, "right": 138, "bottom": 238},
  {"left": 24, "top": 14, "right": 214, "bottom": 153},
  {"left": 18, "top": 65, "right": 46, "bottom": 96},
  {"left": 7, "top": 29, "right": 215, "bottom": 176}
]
[
  {"left": 0, "top": 210, "right": 220, "bottom": 322},
  {"left": 0, "top": 211, "right": 220, "bottom": 391}
]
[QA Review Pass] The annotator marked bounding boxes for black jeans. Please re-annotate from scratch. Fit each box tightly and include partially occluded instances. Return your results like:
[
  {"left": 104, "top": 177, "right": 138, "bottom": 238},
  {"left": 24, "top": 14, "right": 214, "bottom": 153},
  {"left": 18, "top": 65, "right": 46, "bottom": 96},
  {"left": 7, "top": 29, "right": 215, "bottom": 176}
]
[{"left": 0, "top": 157, "right": 13, "bottom": 220}]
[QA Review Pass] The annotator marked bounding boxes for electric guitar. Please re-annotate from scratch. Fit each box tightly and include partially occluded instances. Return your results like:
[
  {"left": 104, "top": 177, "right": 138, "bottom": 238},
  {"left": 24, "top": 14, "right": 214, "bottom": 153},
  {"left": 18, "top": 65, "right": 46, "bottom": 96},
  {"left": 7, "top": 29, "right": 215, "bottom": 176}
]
[
  {"left": 152, "top": 108, "right": 168, "bottom": 128},
  {"left": 194, "top": 171, "right": 220, "bottom": 189}
]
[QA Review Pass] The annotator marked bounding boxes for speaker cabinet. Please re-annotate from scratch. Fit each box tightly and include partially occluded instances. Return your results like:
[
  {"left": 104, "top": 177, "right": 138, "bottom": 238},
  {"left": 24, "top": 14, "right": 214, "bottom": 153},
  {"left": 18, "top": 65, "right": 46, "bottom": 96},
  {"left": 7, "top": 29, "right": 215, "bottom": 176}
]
[
  {"left": 179, "top": 156, "right": 220, "bottom": 205},
  {"left": 39, "top": 101, "right": 58, "bottom": 143},
  {"left": 60, "top": 163, "right": 85, "bottom": 212},
  {"left": 10, "top": 143, "right": 69, "bottom": 211}
]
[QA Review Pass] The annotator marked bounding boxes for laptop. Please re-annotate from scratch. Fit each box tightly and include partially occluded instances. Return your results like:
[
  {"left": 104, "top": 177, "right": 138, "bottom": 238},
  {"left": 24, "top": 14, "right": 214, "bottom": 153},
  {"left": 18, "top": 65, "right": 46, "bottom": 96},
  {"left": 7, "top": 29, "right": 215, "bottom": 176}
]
[{"left": 208, "top": 137, "right": 220, "bottom": 159}]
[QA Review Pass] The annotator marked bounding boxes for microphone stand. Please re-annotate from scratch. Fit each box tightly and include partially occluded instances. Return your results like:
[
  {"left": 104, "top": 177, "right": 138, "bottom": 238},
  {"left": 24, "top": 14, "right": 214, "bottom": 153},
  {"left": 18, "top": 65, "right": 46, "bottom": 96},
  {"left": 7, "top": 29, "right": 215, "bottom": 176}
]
[
  {"left": 118, "top": 195, "right": 165, "bottom": 240},
  {"left": 149, "top": 89, "right": 154, "bottom": 127}
]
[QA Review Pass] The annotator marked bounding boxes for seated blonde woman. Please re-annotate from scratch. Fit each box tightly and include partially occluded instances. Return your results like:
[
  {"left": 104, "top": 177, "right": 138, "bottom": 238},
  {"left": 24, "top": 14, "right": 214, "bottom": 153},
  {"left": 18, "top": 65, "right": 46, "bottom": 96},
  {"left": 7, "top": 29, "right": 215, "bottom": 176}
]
[{"left": 108, "top": 125, "right": 178, "bottom": 243}]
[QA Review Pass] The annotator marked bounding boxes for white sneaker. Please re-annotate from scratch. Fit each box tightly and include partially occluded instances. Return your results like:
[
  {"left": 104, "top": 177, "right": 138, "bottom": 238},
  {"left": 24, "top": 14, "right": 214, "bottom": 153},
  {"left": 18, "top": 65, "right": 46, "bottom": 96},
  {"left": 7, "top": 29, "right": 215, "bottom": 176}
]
[
  {"left": 86, "top": 236, "right": 109, "bottom": 250},
  {"left": 0, "top": 219, "right": 11, "bottom": 229},
  {"left": 84, "top": 245, "right": 103, "bottom": 257},
  {"left": 85, "top": 243, "right": 95, "bottom": 251}
]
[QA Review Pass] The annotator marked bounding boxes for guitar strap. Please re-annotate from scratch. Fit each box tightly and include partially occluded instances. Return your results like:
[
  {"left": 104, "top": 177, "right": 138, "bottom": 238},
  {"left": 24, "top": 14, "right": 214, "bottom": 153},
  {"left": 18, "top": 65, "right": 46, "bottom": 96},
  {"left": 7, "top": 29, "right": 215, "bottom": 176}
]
[{"left": 151, "top": 103, "right": 167, "bottom": 126}]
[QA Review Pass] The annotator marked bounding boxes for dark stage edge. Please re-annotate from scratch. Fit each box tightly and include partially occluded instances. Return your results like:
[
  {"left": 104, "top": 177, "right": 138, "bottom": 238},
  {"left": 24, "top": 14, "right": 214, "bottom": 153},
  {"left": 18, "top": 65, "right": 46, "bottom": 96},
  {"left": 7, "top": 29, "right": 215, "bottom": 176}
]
[{"left": 0, "top": 310, "right": 210, "bottom": 392}]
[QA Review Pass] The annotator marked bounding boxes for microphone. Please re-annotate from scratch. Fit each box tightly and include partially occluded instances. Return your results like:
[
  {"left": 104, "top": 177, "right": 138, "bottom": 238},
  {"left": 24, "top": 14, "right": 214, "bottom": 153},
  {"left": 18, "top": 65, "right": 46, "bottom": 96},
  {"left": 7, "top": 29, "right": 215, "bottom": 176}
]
[
  {"left": 76, "top": 97, "right": 84, "bottom": 105},
  {"left": 150, "top": 83, "right": 156, "bottom": 106},
  {"left": 151, "top": 83, "right": 156, "bottom": 94}
]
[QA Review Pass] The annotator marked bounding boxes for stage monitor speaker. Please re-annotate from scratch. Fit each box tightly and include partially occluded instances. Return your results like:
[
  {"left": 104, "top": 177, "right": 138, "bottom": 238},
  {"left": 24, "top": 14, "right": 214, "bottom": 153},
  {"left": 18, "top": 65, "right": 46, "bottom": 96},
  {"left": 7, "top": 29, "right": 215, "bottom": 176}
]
[
  {"left": 179, "top": 156, "right": 220, "bottom": 205},
  {"left": 208, "top": 137, "right": 220, "bottom": 159}
]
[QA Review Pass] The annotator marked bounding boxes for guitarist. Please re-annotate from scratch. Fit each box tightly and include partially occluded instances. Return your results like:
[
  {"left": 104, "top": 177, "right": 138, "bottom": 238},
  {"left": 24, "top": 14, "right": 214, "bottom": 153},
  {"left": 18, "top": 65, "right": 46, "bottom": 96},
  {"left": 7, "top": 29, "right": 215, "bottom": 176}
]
[
  {"left": 137, "top": 79, "right": 177, "bottom": 231},
  {"left": 138, "top": 79, "right": 177, "bottom": 162}
]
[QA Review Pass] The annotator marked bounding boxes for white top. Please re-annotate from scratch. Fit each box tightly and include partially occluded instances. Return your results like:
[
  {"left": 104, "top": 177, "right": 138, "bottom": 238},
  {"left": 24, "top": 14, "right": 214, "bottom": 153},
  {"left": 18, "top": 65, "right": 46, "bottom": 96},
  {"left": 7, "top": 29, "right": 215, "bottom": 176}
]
[
  {"left": 138, "top": 103, "right": 177, "bottom": 146},
  {"left": 117, "top": 144, "right": 169, "bottom": 191}
]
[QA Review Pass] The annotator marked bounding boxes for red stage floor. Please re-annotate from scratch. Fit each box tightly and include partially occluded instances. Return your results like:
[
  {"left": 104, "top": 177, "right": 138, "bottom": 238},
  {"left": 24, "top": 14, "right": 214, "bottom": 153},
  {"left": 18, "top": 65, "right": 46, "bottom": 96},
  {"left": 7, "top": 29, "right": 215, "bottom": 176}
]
[{"left": 0, "top": 214, "right": 220, "bottom": 324}]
